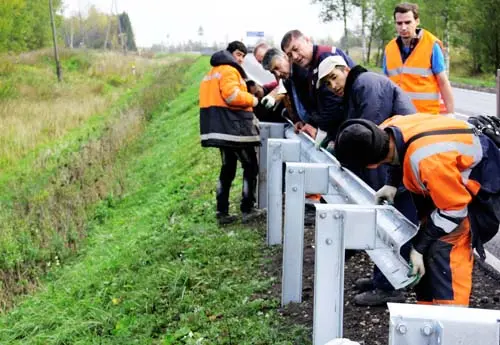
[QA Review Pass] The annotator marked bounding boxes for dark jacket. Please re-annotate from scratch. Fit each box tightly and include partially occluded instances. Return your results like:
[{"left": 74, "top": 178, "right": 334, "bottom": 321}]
[
  {"left": 199, "top": 50, "right": 260, "bottom": 148},
  {"left": 344, "top": 65, "right": 416, "bottom": 124},
  {"left": 282, "top": 64, "right": 313, "bottom": 122}
]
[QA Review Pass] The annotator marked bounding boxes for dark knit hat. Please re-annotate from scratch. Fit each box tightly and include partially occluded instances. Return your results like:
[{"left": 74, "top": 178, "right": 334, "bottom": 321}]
[{"left": 334, "top": 119, "right": 390, "bottom": 167}]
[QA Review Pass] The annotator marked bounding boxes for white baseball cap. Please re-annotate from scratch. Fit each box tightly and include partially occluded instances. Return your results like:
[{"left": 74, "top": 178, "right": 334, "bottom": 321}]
[{"left": 316, "top": 55, "right": 348, "bottom": 89}]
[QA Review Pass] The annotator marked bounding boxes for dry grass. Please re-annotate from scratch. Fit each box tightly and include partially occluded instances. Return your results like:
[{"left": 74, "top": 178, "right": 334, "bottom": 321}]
[{"left": 0, "top": 49, "right": 172, "bottom": 169}]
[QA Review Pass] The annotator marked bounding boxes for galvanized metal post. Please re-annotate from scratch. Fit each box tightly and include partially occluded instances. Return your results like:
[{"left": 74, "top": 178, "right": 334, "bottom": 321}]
[
  {"left": 313, "top": 204, "right": 378, "bottom": 345},
  {"left": 257, "top": 123, "right": 285, "bottom": 209},
  {"left": 313, "top": 207, "right": 345, "bottom": 345},
  {"left": 281, "top": 164, "right": 306, "bottom": 305},
  {"left": 266, "top": 139, "right": 300, "bottom": 246},
  {"left": 281, "top": 163, "right": 330, "bottom": 305}
]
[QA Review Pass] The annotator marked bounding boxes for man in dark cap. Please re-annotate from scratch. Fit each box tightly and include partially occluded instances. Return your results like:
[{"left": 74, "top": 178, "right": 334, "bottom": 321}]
[{"left": 334, "top": 114, "right": 500, "bottom": 306}]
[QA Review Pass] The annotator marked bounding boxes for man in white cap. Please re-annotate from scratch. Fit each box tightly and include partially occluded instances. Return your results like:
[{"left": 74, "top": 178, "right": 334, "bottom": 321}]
[
  {"left": 317, "top": 56, "right": 419, "bottom": 306},
  {"left": 317, "top": 55, "right": 416, "bottom": 126}
]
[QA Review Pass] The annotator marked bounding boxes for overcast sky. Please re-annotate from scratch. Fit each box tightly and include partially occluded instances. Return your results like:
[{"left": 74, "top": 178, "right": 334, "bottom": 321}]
[{"left": 62, "top": 0, "right": 352, "bottom": 48}]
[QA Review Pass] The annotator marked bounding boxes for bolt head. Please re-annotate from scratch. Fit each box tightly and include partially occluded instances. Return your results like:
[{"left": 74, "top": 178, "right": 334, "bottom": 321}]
[
  {"left": 292, "top": 187, "right": 298, "bottom": 192},
  {"left": 319, "top": 213, "right": 327, "bottom": 219},
  {"left": 421, "top": 325, "right": 433, "bottom": 336},
  {"left": 397, "top": 323, "right": 407, "bottom": 334},
  {"left": 288, "top": 168, "right": 294, "bottom": 173},
  {"left": 325, "top": 238, "right": 333, "bottom": 245},
  {"left": 298, "top": 169, "right": 304, "bottom": 174}
]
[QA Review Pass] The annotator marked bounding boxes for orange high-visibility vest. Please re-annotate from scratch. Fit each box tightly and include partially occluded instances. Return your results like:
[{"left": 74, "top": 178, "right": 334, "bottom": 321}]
[{"left": 385, "top": 30, "right": 443, "bottom": 114}]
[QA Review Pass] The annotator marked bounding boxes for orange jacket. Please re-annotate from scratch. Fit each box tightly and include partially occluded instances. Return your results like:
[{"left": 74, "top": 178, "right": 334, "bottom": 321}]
[
  {"left": 382, "top": 114, "right": 482, "bottom": 236},
  {"left": 385, "top": 30, "right": 442, "bottom": 114},
  {"left": 199, "top": 50, "right": 259, "bottom": 148}
]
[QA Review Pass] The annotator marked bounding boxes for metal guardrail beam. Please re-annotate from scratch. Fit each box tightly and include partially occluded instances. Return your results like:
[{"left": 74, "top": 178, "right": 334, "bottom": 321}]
[
  {"left": 282, "top": 126, "right": 418, "bottom": 290},
  {"left": 388, "top": 302, "right": 500, "bottom": 345}
]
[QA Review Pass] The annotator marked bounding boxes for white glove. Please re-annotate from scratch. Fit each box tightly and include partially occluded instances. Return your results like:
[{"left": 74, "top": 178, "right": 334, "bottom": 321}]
[
  {"left": 325, "top": 339, "right": 361, "bottom": 345},
  {"left": 409, "top": 247, "right": 425, "bottom": 278},
  {"left": 260, "top": 95, "right": 276, "bottom": 109},
  {"left": 252, "top": 96, "right": 259, "bottom": 108},
  {"left": 374, "top": 185, "right": 397, "bottom": 205},
  {"left": 315, "top": 129, "right": 327, "bottom": 150}
]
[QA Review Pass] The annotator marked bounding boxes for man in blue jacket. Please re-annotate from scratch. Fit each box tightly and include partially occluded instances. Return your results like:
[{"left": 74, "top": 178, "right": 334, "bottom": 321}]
[{"left": 316, "top": 55, "right": 419, "bottom": 306}]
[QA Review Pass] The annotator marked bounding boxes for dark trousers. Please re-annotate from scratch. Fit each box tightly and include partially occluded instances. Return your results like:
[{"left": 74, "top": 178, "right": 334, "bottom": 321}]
[{"left": 216, "top": 147, "right": 259, "bottom": 214}]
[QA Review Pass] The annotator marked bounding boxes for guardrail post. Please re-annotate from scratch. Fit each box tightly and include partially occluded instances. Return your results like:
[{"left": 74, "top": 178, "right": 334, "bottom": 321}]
[
  {"left": 282, "top": 163, "right": 330, "bottom": 305},
  {"left": 266, "top": 139, "right": 300, "bottom": 246},
  {"left": 496, "top": 69, "right": 499, "bottom": 118},
  {"left": 257, "top": 123, "right": 286, "bottom": 209},
  {"left": 313, "top": 204, "right": 378, "bottom": 345}
]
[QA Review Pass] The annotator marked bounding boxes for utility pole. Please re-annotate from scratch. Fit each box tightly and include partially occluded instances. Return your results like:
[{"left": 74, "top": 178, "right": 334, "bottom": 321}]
[
  {"left": 49, "top": 0, "right": 62, "bottom": 82},
  {"left": 496, "top": 69, "right": 499, "bottom": 118}
]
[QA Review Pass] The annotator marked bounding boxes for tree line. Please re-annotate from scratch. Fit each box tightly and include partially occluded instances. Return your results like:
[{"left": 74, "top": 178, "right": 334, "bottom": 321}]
[
  {"left": 313, "top": 0, "right": 500, "bottom": 75},
  {"left": 0, "top": 1, "right": 136, "bottom": 53}
]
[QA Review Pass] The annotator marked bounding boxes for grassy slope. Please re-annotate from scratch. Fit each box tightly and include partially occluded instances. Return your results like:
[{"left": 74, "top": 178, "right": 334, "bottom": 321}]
[
  {"left": 0, "top": 51, "right": 194, "bottom": 307},
  {"left": 0, "top": 57, "right": 310, "bottom": 345}
]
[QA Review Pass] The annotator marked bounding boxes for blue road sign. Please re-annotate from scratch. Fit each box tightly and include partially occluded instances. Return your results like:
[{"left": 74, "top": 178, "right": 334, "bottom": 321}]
[{"left": 247, "top": 31, "right": 264, "bottom": 37}]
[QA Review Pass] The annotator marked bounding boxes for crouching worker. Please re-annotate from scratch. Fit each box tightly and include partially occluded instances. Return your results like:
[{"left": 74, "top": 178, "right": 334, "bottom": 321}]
[
  {"left": 199, "top": 41, "right": 266, "bottom": 226},
  {"left": 317, "top": 56, "right": 418, "bottom": 306},
  {"left": 334, "top": 114, "right": 500, "bottom": 306}
]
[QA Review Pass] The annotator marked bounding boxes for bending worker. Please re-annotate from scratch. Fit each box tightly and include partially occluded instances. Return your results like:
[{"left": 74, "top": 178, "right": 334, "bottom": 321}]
[{"left": 333, "top": 114, "right": 500, "bottom": 306}]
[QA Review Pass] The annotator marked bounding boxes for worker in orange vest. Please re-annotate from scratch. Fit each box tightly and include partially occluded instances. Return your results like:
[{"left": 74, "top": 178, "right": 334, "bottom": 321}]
[
  {"left": 384, "top": 3, "right": 454, "bottom": 115},
  {"left": 334, "top": 114, "right": 500, "bottom": 305}
]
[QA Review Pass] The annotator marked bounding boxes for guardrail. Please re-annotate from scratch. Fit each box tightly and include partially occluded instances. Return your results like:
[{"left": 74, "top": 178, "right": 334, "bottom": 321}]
[
  {"left": 257, "top": 121, "right": 500, "bottom": 345},
  {"left": 258, "top": 122, "right": 419, "bottom": 344}
]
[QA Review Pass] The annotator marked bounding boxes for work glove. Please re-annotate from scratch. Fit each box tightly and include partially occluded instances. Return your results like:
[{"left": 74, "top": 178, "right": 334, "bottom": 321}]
[
  {"left": 252, "top": 96, "right": 259, "bottom": 108},
  {"left": 261, "top": 95, "right": 276, "bottom": 109},
  {"left": 408, "top": 247, "right": 425, "bottom": 281},
  {"left": 324, "top": 339, "right": 361, "bottom": 345},
  {"left": 314, "top": 129, "right": 327, "bottom": 150},
  {"left": 374, "top": 185, "right": 397, "bottom": 205}
]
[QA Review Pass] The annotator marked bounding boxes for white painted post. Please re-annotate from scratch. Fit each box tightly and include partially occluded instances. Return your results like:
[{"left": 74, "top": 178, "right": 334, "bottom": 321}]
[
  {"left": 313, "top": 204, "right": 378, "bottom": 345},
  {"left": 281, "top": 163, "right": 330, "bottom": 305},
  {"left": 266, "top": 139, "right": 300, "bottom": 246},
  {"left": 257, "top": 123, "right": 285, "bottom": 209}
]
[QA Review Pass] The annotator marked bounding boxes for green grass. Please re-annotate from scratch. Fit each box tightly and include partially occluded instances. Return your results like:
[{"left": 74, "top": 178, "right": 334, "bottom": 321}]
[
  {"left": 0, "top": 52, "right": 196, "bottom": 309},
  {"left": 0, "top": 57, "right": 310, "bottom": 344}
]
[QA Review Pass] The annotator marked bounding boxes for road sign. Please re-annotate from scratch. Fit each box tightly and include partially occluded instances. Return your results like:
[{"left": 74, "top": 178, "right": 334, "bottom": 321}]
[{"left": 247, "top": 31, "right": 264, "bottom": 38}]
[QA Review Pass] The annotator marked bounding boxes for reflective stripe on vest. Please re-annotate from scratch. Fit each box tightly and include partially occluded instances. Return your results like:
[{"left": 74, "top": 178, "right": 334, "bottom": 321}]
[
  {"left": 430, "top": 208, "right": 468, "bottom": 233},
  {"left": 386, "top": 66, "right": 433, "bottom": 77},
  {"left": 200, "top": 132, "right": 260, "bottom": 143},
  {"left": 408, "top": 135, "right": 483, "bottom": 191}
]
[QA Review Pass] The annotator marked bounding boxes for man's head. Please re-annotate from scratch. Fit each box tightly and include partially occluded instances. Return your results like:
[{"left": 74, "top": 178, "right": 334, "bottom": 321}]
[
  {"left": 227, "top": 41, "right": 247, "bottom": 65},
  {"left": 334, "top": 119, "right": 392, "bottom": 168},
  {"left": 281, "top": 30, "right": 313, "bottom": 68},
  {"left": 254, "top": 42, "right": 270, "bottom": 64},
  {"left": 317, "top": 55, "right": 350, "bottom": 96},
  {"left": 246, "top": 80, "right": 265, "bottom": 99},
  {"left": 394, "top": 3, "right": 420, "bottom": 39},
  {"left": 262, "top": 48, "right": 291, "bottom": 79}
]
